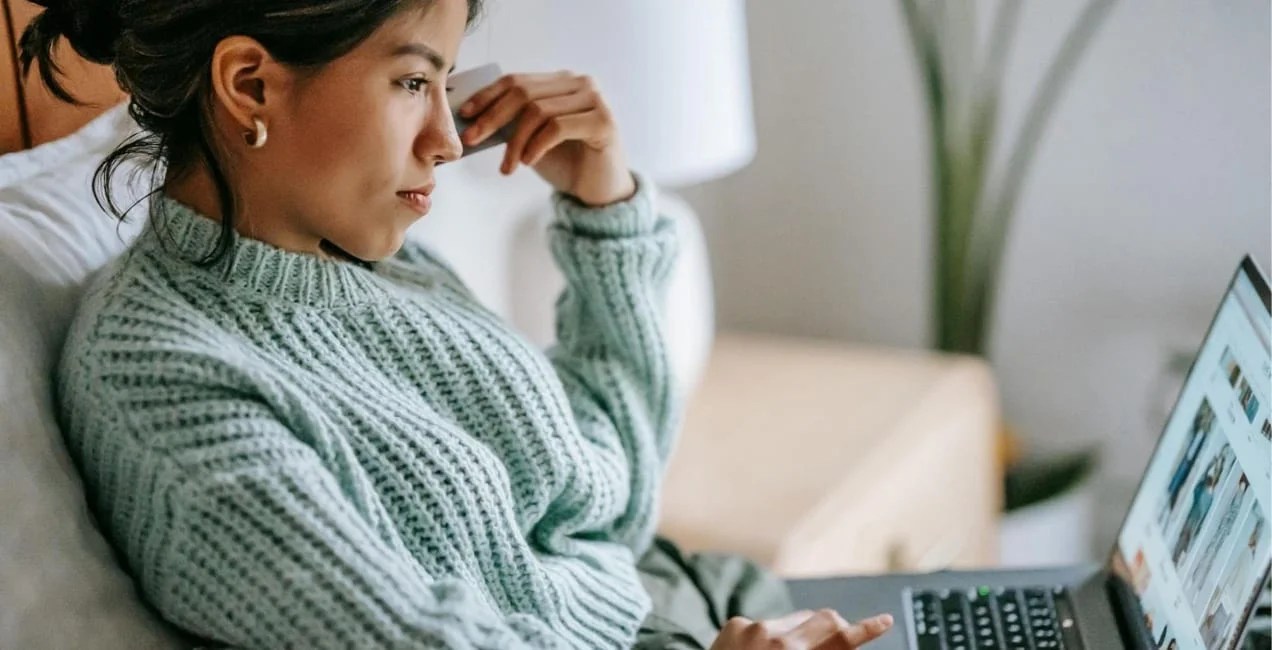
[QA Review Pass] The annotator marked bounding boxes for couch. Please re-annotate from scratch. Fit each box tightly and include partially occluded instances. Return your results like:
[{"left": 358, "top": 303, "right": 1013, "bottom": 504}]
[{"left": 0, "top": 1, "right": 1003, "bottom": 646}]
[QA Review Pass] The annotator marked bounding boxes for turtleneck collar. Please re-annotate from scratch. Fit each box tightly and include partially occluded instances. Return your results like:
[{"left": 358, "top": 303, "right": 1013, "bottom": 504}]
[{"left": 136, "top": 193, "right": 391, "bottom": 308}]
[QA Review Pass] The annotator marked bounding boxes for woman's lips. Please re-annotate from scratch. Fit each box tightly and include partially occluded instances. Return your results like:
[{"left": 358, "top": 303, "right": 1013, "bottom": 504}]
[{"left": 397, "top": 191, "right": 432, "bottom": 214}]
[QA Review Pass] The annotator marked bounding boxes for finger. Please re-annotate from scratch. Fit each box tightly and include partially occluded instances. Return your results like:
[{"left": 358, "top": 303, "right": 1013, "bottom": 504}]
[
  {"left": 794, "top": 612, "right": 893, "bottom": 649},
  {"left": 459, "top": 71, "right": 571, "bottom": 118},
  {"left": 708, "top": 617, "right": 759, "bottom": 650},
  {"left": 501, "top": 91, "right": 597, "bottom": 174},
  {"left": 787, "top": 609, "right": 844, "bottom": 646},
  {"left": 843, "top": 614, "right": 894, "bottom": 646},
  {"left": 722, "top": 616, "right": 755, "bottom": 633},
  {"left": 520, "top": 110, "right": 604, "bottom": 168},
  {"left": 761, "top": 609, "right": 816, "bottom": 636},
  {"left": 460, "top": 72, "right": 580, "bottom": 144}
]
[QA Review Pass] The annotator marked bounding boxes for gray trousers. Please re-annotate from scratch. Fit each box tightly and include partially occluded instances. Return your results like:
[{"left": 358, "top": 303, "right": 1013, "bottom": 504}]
[{"left": 633, "top": 536, "right": 796, "bottom": 649}]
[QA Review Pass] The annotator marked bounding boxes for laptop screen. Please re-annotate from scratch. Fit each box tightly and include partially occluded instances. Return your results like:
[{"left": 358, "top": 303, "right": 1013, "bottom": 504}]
[{"left": 1111, "top": 258, "right": 1271, "bottom": 650}]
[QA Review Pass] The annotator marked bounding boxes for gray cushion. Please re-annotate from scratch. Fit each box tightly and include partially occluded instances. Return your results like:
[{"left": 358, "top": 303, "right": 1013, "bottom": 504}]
[{"left": 0, "top": 104, "right": 185, "bottom": 649}]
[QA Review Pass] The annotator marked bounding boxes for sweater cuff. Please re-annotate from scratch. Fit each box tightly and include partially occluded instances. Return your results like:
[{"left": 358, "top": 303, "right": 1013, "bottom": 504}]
[{"left": 551, "top": 171, "right": 659, "bottom": 238}]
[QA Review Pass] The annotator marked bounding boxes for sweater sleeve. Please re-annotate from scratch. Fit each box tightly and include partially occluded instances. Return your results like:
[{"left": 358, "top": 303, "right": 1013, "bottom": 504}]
[
  {"left": 544, "top": 172, "right": 682, "bottom": 556},
  {"left": 58, "top": 356, "right": 566, "bottom": 650}
]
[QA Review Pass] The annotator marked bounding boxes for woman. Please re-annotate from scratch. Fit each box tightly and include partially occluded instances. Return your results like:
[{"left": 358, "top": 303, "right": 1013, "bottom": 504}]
[
  {"left": 22, "top": 1, "right": 893, "bottom": 648},
  {"left": 1184, "top": 473, "right": 1248, "bottom": 603}
]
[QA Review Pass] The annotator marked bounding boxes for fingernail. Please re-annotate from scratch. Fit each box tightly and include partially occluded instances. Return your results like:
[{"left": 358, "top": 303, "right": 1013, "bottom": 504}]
[{"left": 876, "top": 614, "right": 894, "bottom": 627}]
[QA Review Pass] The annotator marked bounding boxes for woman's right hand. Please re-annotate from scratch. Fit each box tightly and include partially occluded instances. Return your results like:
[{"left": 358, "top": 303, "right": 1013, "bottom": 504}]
[{"left": 708, "top": 609, "right": 894, "bottom": 650}]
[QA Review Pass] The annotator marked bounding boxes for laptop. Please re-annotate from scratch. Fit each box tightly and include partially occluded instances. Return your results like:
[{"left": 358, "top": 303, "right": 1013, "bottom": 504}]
[{"left": 789, "top": 256, "right": 1272, "bottom": 650}]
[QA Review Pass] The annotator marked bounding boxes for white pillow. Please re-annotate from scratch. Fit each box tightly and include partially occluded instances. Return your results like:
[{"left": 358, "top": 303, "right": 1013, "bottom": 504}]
[{"left": 0, "top": 104, "right": 187, "bottom": 648}]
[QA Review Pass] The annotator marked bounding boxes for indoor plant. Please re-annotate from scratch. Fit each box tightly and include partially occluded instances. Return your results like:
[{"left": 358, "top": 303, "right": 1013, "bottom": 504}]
[{"left": 897, "top": 0, "right": 1118, "bottom": 556}]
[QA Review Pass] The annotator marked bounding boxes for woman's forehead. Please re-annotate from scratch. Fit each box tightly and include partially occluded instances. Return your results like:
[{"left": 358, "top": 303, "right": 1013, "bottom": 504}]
[{"left": 365, "top": 0, "right": 468, "bottom": 60}]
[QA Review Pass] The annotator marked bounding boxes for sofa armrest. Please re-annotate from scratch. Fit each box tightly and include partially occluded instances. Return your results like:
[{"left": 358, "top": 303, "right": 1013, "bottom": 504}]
[{"left": 658, "top": 332, "right": 1003, "bottom": 578}]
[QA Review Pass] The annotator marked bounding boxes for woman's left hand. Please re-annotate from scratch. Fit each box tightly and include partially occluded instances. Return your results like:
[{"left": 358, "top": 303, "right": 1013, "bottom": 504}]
[{"left": 457, "top": 71, "right": 636, "bottom": 207}]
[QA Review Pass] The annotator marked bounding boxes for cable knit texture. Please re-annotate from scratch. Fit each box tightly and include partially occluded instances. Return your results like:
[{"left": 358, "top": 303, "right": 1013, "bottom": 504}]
[{"left": 54, "top": 174, "right": 680, "bottom": 649}]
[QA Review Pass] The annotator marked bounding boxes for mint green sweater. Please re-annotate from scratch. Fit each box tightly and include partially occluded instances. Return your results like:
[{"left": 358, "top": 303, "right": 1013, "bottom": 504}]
[{"left": 55, "top": 175, "right": 680, "bottom": 649}]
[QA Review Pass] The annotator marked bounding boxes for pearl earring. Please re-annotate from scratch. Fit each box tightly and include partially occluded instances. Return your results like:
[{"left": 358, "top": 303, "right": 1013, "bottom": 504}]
[{"left": 243, "top": 117, "right": 268, "bottom": 149}]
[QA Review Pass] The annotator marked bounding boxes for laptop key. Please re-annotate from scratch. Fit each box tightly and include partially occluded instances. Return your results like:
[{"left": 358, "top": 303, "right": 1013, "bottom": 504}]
[
  {"left": 1025, "top": 586, "right": 1076, "bottom": 650},
  {"left": 909, "top": 591, "right": 947, "bottom": 650},
  {"left": 969, "top": 587, "right": 1006, "bottom": 649},
  {"left": 998, "top": 589, "right": 1031, "bottom": 650},
  {"left": 940, "top": 591, "right": 972, "bottom": 649}
]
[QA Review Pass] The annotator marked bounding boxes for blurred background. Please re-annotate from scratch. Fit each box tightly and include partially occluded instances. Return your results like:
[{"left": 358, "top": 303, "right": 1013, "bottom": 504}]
[
  {"left": 440, "top": 0, "right": 1270, "bottom": 567},
  {"left": 685, "top": 0, "right": 1271, "bottom": 558}
]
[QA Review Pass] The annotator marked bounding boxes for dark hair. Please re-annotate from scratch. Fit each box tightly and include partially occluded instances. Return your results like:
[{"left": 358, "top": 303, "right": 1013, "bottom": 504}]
[{"left": 19, "top": 0, "right": 485, "bottom": 267}]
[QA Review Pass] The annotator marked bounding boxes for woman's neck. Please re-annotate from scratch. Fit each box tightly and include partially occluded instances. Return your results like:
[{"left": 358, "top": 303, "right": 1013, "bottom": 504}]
[
  {"left": 162, "top": 164, "right": 225, "bottom": 226},
  {"left": 162, "top": 163, "right": 350, "bottom": 262}
]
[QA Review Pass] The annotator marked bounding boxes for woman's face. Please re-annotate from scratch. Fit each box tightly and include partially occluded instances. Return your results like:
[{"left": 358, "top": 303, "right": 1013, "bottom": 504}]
[{"left": 232, "top": 0, "right": 467, "bottom": 261}]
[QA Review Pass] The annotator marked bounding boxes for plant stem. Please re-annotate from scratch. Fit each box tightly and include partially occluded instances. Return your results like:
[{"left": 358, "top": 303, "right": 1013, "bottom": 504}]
[
  {"left": 963, "top": 0, "right": 1118, "bottom": 354},
  {"left": 949, "top": 0, "right": 1018, "bottom": 353},
  {"left": 898, "top": 0, "right": 957, "bottom": 351}
]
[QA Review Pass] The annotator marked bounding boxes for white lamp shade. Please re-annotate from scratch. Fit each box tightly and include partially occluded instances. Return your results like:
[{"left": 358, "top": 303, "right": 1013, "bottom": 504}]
[
  {"left": 451, "top": 3, "right": 740, "bottom": 401},
  {"left": 460, "top": 0, "right": 756, "bottom": 188}
]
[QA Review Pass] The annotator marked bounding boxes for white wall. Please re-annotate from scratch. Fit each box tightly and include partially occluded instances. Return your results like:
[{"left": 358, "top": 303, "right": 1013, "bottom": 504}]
[{"left": 682, "top": 0, "right": 1271, "bottom": 557}]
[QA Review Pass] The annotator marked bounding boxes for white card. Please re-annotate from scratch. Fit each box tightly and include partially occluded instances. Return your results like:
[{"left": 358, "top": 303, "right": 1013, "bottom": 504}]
[{"left": 448, "top": 63, "right": 510, "bottom": 157}]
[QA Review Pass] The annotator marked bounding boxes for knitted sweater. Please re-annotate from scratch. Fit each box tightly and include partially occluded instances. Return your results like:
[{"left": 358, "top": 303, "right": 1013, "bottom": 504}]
[{"left": 55, "top": 175, "right": 680, "bottom": 649}]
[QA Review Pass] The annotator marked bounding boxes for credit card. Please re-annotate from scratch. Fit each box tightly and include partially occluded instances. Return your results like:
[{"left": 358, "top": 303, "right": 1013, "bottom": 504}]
[{"left": 448, "top": 63, "right": 511, "bottom": 157}]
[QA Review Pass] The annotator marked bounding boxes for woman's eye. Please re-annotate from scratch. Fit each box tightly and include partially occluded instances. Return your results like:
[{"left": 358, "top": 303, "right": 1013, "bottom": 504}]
[{"left": 401, "top": 78, "right": 429, "bottom": 94}]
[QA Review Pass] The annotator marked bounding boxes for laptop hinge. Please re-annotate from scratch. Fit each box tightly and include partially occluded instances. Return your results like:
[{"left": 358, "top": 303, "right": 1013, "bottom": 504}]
[{"left": 1105, "top": 574, "right": 1155, "bottom": 650}]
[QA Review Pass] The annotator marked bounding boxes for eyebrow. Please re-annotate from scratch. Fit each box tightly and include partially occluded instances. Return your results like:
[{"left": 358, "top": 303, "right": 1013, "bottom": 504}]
[{"left": 390, "top": 42, "right": 454, "bottom": 74}]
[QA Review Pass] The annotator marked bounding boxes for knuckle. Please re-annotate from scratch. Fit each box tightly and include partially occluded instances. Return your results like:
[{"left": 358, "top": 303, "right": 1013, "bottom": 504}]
[
  {"left": 524, "top": 101, "right": 544, "bottom": 120},
  {"left": 834, "top": 629, "right": 860, "bottom": 646},
  {"left": 510, "top": 85, "right": 529, "bottom": 102}
]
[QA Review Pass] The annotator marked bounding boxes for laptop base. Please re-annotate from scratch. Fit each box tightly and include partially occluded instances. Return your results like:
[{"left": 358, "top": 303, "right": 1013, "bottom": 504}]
[{"left": 787, "top": 564, "right": 1125, "bottom": 649}]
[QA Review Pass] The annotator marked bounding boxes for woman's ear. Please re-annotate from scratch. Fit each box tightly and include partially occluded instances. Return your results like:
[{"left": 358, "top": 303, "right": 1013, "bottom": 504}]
[{"left": 208, "top": 35, "right": 285, "bottom": 136}]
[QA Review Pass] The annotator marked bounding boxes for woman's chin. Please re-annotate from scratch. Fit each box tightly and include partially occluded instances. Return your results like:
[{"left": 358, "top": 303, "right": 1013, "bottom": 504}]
[
  {"left": 321, "top": 232, "right": 402, "bottom": 263},
  {"left": 357, "top": 242, "right": 402, "bottom": 263}
]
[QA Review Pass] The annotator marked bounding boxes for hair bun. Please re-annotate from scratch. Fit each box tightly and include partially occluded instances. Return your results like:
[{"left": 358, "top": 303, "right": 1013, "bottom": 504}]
[{"left": 32, "top": 0, "right": 122, "bottom": 65}]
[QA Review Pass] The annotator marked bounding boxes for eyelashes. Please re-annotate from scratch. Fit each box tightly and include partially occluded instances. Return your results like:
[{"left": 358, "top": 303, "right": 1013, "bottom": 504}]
[
  {"left": 399, "top": 78, "right": 456, "bottom": 95},
  {"left": 400, "top": 78, "right": 429, "bottom": 93}
]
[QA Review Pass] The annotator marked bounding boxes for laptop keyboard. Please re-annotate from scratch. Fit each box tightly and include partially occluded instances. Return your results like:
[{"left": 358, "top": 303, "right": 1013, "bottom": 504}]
[{"left": 906, "top": 586, "right": 1083, "bottom": 650}]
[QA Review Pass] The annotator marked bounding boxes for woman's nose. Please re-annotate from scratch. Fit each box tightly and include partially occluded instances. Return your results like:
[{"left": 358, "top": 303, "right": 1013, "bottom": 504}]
[
  {"left": 434, "top": 120, "right": 463, "bottom": 164},
  {"left": 417, "top": 106, "right": 463, "bottom": 164},
  {"left": 437, "top": 105, "right": 464, "bottom": 163}
]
